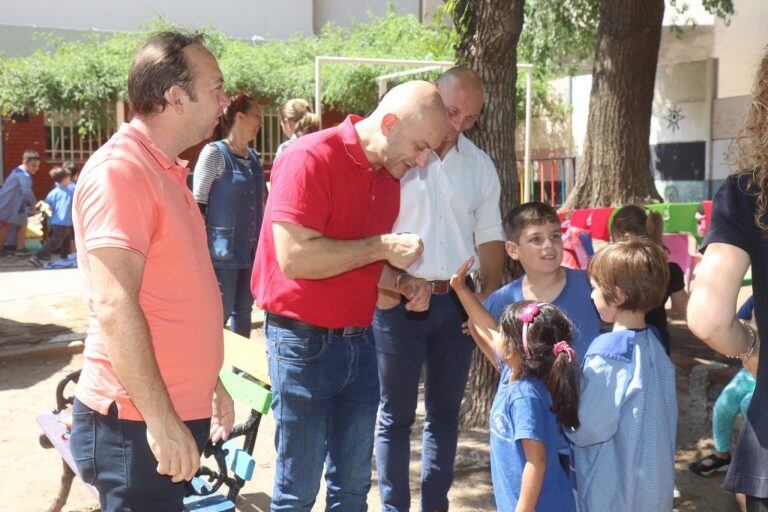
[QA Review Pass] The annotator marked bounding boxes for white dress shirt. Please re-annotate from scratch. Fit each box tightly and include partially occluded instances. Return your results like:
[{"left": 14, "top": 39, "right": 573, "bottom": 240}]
[{"left": 393, "top": 133, "right": 505, "bottom": 281}]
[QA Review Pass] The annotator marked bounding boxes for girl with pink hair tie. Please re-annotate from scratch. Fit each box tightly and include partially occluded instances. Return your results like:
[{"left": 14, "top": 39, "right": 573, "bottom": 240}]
[{"left": 450, "top": 257, "right": 580, "bottom": 512}]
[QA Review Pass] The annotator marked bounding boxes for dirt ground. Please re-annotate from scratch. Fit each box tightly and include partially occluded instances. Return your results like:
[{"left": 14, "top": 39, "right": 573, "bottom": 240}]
[{"left": 0, "top": 263, "right": 752, "bottom": 511}]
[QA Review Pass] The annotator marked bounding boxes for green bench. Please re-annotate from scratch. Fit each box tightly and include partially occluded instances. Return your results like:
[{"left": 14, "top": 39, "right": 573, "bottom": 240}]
[{"left": 37, "top": 330, "right": 271, "bottom": 512}]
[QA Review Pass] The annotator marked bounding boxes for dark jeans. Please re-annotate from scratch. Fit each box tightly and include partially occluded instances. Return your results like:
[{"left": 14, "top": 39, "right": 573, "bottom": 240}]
[
  {"left": 373, "top": 289, "right": 476, "bottom": 512},
  {"left": 265, "top": 321, "right": 380, "bottom": 511},
  {"left": 214, "top": 266, "right": 254, "bottom": 338},
  {"left": 749, "top": 496, "right": 768, "bottom": 512},
  {"left": 36, "top": 225, "right": 72, "bottom": 259},
  {"left": 69, "top": 399, "right": 210, "bottom": 512}
]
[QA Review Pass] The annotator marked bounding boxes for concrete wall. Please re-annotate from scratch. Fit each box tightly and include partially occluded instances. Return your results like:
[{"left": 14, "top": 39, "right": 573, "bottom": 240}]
[
  {"left": 713, "top": 0, "right": 768, "bottom": 98},
  {"left": 0, "top": 0, "right": 432, "bottom": 45},
  {"left": 312, "top": 0, "right": 420, "bottom": 33},
  {"left": 2, "top": 0, "right": 313, "bottom": 41}
]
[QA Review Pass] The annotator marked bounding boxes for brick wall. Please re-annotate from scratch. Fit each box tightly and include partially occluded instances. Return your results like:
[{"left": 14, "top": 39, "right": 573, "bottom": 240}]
[
  {"left": 2, "top": 106, "right": 353, "bottom": 200},
  {"left": 2, "top": 114, "right": 56, "bottom": 201}
]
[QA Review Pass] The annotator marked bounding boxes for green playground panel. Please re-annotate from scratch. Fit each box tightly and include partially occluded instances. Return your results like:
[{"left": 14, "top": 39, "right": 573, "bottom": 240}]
[{"left": 640, "top": 203, "right": 701, "bottom": 236}]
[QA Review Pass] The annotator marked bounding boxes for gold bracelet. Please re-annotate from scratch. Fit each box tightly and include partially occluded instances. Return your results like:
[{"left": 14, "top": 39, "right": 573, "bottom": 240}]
[{"left": 728, "top": 319, "right": 758, "bottom": 360}]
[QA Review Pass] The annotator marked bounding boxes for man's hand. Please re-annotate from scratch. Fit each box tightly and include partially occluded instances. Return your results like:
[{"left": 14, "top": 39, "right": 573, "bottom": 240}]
[
  {"left": 382, "top": 233, "right": 424, "bottom": 269},
  {"left": 210, "top": 379, "right": 235, "bottom": 444},
  {"left": 146, "top": 414, "right": 201, "bottom": 483},
  {"left": 397, "top": 274, "right": 432, "bottom": 312}
]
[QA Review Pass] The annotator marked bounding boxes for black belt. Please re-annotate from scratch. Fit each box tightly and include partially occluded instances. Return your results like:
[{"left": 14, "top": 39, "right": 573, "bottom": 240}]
[{"left": 266, "top": 313, "right": 367, "bottom": 338}]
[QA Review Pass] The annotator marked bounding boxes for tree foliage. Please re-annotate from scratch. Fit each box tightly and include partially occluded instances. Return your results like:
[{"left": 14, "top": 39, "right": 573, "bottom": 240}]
[{"left": 0, "top": 10, "right": 459, "bottom": 131}]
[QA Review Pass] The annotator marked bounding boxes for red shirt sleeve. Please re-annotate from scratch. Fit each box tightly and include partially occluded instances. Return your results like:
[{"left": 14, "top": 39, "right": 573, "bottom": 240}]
[
  {"left": 268, "top": 146, "right": 331, "bottom": 233},
  {"left": 75, "top": 161, "right": 158, "bottom": 258}
]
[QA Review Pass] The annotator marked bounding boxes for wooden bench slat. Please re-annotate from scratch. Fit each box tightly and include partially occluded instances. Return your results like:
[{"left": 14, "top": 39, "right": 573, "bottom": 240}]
[
  {"left": 223, "top": 330, "right": 270, "bottom": 386},
  {"left": 183, "top": 483, "right": 236, "bottom": 512},
  {"left": 37, "top": 413, "right": 99, "bottom": 498},
  {"left": 219, "top": 369, "right": 272, "bottom": 414}
]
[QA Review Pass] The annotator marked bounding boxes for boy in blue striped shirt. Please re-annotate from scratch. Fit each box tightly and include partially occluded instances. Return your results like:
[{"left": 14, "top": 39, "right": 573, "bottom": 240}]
[{"left": 567, "top": 239, "right": 678, "bottom": 512}]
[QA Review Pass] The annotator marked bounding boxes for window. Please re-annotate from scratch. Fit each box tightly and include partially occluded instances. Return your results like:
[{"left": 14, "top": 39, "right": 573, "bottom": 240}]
[
  {"left": 252, "top": 106, "right": 284, "bottom": 166},
  {"left": 45, "top": 107, "right": 116, "bottom": 163}
]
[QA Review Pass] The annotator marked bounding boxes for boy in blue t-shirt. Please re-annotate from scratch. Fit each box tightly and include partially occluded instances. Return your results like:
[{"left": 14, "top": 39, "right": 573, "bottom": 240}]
[
  {"left": 29, "top": 166, "right": 74, "bottom": 266},
  {"left": 484, "top": 202, "right": 601, "bottom": 363}
]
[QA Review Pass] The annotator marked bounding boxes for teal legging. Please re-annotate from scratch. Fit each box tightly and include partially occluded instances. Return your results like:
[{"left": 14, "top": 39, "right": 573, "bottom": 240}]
[{"left": 713, "top": 368, "right": 756, "bottom": 453}]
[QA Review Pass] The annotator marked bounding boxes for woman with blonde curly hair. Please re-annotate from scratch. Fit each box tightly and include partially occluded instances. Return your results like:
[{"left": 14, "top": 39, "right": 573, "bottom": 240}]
[{"left": 688, "top": 49, "right": 768, "bottom": 510}]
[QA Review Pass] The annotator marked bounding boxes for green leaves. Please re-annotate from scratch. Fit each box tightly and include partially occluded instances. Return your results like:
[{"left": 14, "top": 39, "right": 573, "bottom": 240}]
[{"left": 0, "top": 10, "right": 457, "bottom": 129}]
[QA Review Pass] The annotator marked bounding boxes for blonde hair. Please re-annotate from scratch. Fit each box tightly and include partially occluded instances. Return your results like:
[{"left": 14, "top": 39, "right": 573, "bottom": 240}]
[
  {"left": 282, "top": 98, "right": 319, "bottom": 135},
  {"left": 732, "top": 48, "right": 768, "bottom": 230}
]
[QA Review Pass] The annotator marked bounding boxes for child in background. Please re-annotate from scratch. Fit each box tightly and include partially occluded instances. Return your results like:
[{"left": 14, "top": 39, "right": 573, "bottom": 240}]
[
  {"left": 29, "top": 166, "right": 74, "bottom": 266},
  {"left": 567, "top": 239, "right": 677, "bottom": 512},
  {"left": 62, "top": 161, "right": 79, "bottom": 255},
  {"left": 611, "top": 205, "right": 689, "bottom": 354},
  {"left": 484, "top": 202, "right": 601, "bottom": 363},
  {"left": 0, "top": 149, "right": 41, "bottom": 256},
  {"left": 62, "top": 161, "right": 79, "bottom": 188},
  {"left": 451, "top": 258, "right": 580, "bottom": 512}
]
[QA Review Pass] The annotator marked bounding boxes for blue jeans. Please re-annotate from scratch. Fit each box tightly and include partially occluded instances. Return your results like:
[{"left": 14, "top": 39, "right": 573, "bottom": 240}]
[
  {"left": 265, "top": 321, "right": 380, "bottom": 511},
  {"left": 69, "top": 399, "right": 210, "bottom": 512},
  {"left": 373, "top": 292, "right": 475, "bottom": 512},
  {"left": 214, "top": 266, "right": 254, "bottom": 338}
]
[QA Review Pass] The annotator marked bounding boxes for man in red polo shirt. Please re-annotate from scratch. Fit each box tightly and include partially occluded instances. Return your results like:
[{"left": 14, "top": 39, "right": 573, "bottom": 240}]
[
  {"left": 252, "top": 80, "right": 447, "bottom": 511},
  {"left": 69, "top": 32, "right": 233, "bottom": 511}
]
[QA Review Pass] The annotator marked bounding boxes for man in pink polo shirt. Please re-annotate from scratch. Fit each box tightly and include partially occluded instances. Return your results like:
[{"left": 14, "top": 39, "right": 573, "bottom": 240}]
[
  {"left": 252, "top": 81, "right": 448, "bottom": 511},
  {"left": 69, "top": 32, "right": 232, "bottom": 511}
]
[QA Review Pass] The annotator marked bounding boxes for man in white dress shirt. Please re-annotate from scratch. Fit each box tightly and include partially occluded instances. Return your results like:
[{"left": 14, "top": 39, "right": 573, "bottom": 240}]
[{"left": 373, "top": 67, "right": 506, "bottom": 512}]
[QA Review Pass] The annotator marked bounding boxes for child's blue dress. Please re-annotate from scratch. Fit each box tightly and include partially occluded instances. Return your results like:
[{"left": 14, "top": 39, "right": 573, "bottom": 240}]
[{"left": 490, "top": 366, "right": 576, "bottom": 511}]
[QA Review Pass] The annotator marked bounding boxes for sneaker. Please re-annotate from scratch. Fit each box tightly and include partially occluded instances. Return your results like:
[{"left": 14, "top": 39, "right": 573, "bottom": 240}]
[
  {"left": 689, "top": 454, "right": 731, "bottom": 476},
  {"left": 674, "top": 484, "right": 681, "bottom": 499},
  {"left": 28, "top": 255, "right": 42, "bottom": 267}
]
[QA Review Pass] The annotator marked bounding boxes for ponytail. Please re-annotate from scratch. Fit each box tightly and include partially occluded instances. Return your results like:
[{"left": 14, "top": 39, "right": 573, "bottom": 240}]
[
  {"left": 547, "top": 351, "right": 580, "bottom": 429},
  {"left": 294, "top": 112, "right": 320, "bottom": 137},
  {"left": 645, "top": 211, "right": 664, "bottom": 245}
]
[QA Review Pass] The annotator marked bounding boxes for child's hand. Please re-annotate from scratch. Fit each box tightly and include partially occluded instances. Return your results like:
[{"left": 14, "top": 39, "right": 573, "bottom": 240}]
[{"left": 450, "top": 257, "right": 474, "bottom": 292}]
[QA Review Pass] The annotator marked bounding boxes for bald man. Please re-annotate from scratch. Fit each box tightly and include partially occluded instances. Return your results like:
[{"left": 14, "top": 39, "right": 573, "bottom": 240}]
[
  {"left": 251, "top": 80, "right": 448, "bottom": 511},
  {"left": 373, "top": 67, "right": 506, "bottom": 512}
]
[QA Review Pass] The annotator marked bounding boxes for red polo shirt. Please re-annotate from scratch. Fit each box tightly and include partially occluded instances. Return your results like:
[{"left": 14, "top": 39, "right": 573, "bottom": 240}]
[{"left": 252, "top": 115, "right": 400, "bottom": 328}]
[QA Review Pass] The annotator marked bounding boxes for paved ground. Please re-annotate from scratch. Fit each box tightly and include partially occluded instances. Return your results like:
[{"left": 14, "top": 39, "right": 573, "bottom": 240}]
[{"left": 0, "top": 260, "right": 753, "bottom": 511}]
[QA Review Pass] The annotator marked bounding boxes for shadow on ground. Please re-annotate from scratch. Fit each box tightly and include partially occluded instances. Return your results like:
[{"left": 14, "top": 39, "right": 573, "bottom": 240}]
[
  {"left": 0, "top": 350, "right": 75, "bottom": 392},
  {"left": 0, "top": 317, "right": 78, "bottom": 346}
]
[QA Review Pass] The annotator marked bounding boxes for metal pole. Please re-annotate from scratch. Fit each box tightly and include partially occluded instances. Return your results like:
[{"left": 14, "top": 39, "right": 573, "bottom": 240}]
[
  {"left": 314, "top": 57, "right": 322, "bottom": 129},
  {"left": 523, "top": 69, "right": 533, "bottom": 203},
  {"left": 704, "top": 57, "right": 715, "bottom": 198}
]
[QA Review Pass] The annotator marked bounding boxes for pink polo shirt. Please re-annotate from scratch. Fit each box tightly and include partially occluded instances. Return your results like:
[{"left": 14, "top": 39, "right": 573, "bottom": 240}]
[{"left": 73, "top": 123, "right": 223, "bottom": 421}]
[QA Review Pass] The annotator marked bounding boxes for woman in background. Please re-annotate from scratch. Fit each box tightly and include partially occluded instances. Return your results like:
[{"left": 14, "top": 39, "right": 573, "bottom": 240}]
[
  {"left": 193, "top": 91, "right": 264, "bottom": 338},
  {"left": 274, "top": 98, "right": 320, "bottom": 161}
]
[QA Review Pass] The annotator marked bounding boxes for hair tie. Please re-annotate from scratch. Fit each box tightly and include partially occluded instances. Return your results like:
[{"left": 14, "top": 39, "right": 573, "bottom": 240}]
[
  {"left": 552, "top": 341, "right": 575, "bottom": 363},
  {"left": 519, "top": 303, "right": 542, "bottom": 358}
]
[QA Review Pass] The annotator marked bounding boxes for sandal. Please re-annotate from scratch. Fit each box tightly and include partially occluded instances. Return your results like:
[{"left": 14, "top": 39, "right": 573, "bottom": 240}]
[{"left": 689, "top": 453, "right": 731, "bottom": 476}]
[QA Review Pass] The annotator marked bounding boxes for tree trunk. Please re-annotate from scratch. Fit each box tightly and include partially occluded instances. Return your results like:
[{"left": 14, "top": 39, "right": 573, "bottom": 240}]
[
  {"left": 452, "top": 0, "right": 525, "bottom": 430},
  {"left": 565, "top": 0, "right": 665, "bottom": 209}
]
